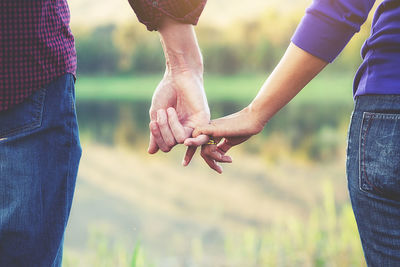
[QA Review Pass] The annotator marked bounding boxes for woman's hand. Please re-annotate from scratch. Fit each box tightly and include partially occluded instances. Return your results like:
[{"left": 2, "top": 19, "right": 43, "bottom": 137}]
[
  {"left": 182, "top": 43, "right": 328, "bottom": 172},
  {"left": 183, "top": 106, "right": 265, "bottom": 173}
]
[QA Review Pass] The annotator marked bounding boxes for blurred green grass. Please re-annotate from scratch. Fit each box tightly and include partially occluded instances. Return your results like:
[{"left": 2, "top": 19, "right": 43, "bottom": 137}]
[
  {"left": 68, "top": 73, "right": 363, "bottom": 266},
  {"left": 63, "top": 180, "right": 365, "bottom": 267},
  {"left": 75, "top": 71, "right": 354, "bottom": 105}
]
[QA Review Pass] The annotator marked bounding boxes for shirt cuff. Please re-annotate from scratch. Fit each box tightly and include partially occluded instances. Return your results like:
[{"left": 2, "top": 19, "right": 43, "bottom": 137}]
[
  {"left": 291, "top": 12, "right": 357, "bottom": 63},
  {"left": 136, "top": 0, "right": 207, "bottom": 31}
]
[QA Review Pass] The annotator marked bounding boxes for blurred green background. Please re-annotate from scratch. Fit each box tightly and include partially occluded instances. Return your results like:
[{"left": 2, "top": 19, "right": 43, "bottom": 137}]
[{"left": 62, "top": 0, "right": 381, "bottom": 266}]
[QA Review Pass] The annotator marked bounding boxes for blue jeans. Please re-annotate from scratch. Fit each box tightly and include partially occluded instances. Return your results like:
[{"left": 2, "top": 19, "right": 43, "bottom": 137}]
[
  {"left": 347, "top": 95, "right": 400, "bottom": 266},
  {"left": 0, "top": 74, "right": 81, "bottom": 266}
]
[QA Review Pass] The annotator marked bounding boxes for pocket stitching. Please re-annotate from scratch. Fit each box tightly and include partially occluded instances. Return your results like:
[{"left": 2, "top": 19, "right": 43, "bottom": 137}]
[
  {"left": 359, "top": 112, "right": 400, "bottom": 196},
  {"left": 359, "top": 113, "right": 384, "bottom": 195},
  {"left": 0, "top": 88, "right": 46, "bottom": 139}
]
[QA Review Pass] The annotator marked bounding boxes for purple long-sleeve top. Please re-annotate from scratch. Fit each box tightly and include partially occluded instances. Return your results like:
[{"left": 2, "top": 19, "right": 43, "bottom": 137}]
[{"left": 291, "top": 0, "right": 400, "bottom": 96}]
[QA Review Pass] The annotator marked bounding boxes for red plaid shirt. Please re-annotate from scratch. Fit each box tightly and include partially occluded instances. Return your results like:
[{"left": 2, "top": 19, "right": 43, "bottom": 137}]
[
  {"left": 0, "top": 0, "right": 76, "bottom": 112},
  {"left": 0, "top": 0, "right": 206, "bottom": 112}
]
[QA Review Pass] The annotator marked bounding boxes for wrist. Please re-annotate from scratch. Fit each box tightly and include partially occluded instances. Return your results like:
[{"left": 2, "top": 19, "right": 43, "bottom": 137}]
[
  {"left": 159, "top": 17, "right": 203, "bottom": 76},
  {"left": 247, "top": 102, "right": 268, "bottom": 131},
  {"left": 163, "top": 49, "right": 203, "bottom": 76}
]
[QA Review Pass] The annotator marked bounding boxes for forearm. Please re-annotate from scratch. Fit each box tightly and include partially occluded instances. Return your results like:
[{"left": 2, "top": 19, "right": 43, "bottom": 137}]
[
  {"left": 249, "top": 42, "right": 328, "bottom": 125},
  {"left": 148, "top": 17, "right": 209, "bottom": 154},
  {"left": 158, "top": 16, "right": 203, "bottom": 76}
]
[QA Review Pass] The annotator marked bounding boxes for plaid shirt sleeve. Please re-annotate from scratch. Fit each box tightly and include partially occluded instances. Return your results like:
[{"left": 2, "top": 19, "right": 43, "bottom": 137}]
[{"left": 127, "top": 0, "right": 207, "bottom": 31}]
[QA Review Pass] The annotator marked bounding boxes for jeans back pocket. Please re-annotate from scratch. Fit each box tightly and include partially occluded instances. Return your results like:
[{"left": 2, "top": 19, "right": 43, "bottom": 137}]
[
  {"left": 0, "top": 88, "right": 46, "bottom": 140},
  {"left": 359, "top": 112, "right": 400, "bottom": 200}
]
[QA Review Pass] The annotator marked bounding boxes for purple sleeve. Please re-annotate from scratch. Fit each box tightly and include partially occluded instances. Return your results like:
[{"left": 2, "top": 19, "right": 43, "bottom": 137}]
[{"left": 291, "top": 0, "right": 375, "bottom": 62}]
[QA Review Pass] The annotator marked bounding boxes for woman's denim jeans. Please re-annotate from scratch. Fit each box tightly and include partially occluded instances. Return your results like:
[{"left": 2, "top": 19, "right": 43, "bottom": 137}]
[
  {"left": 347, "top": 95, "right": 400, "bottom": 266},
  {"left": 0, "top": 74, "right": 81, "bottom": 266}
]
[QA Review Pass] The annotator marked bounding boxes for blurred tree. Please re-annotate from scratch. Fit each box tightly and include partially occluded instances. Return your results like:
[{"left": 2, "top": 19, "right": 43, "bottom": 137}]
[
  {"left": 75, "top": 25, "right": 120, "bottom": 74},
  {"left": 131, "top": 43, "right": 164, "bottom": 74},
  {"left": 73, "top": 2, "right": 379, "bottom": 76},
  {"left": 203, "top": 43, "right": 242, "bottom": 74}
]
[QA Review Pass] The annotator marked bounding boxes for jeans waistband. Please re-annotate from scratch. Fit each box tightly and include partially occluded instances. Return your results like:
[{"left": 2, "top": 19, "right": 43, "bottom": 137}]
[{"left": 355, "top": 94, "right": 400, "bottom": 113}]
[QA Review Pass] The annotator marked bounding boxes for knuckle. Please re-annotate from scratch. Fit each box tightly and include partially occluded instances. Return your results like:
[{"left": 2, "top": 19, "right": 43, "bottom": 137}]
[
  {"left": 151, "top": 129, "right": 161, "bottom": 138},
  {"left": 150, "top": 128, "right": 158, "bottom": 137},
  {"left": 149, "top": 109, "right": 156, "bottom": 118},
  {"left": 149, "top": 122, "right": 157, "bottom": 132},
  {"left": 166, "top": 140, "right": 176, "bottom": 147}
]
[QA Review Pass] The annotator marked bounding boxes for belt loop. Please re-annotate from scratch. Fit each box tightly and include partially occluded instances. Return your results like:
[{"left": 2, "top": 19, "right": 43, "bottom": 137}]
[{"left": 354, "top": 96, "right": 360, "bottom": 111}]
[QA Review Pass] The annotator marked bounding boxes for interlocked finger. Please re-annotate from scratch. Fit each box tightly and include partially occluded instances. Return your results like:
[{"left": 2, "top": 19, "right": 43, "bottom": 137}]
[
  {"left": 157, "top": 109, "right": 177, "bottom": 148},
  {"left": 150, "top": 121, "right": 171, "bottom": 152},
  {"left": 167, "top": 107, "right": 187, "bottom": 144}
]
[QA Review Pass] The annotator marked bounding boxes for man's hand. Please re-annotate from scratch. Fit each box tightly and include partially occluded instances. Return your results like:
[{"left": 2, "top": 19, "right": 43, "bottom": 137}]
[
  {"left": 148, "top": 16, "right": 210, "bottom": 154},
  {"left": 148, "top": 70, "right": 210, "bottom": 153}
]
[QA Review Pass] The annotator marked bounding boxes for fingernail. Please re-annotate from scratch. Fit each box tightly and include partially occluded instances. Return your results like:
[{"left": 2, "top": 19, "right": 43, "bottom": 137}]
[
  {"left": 182, "top": 159, "right": 187, "bottom": 166},
  {"left": 217, "top": 166, "right": 223, "bottom": 174}
]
